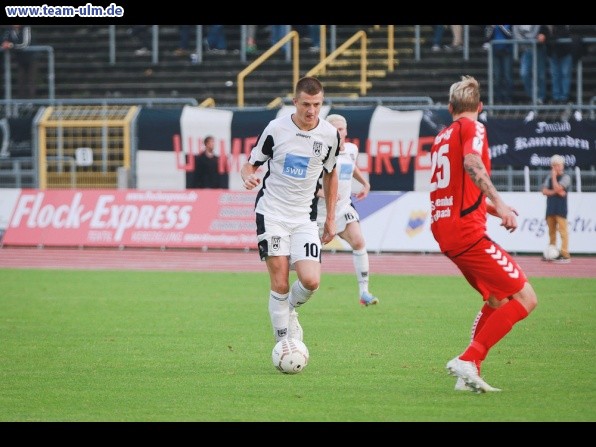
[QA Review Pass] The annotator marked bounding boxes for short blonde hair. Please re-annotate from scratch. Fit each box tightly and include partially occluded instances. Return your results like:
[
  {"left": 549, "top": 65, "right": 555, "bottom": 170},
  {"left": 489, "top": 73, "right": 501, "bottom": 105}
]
[
  {"left": 550, "top": 154, "right": 565, "bottom": 166},
  {"left": 326, "top": 114, "right": 347, "bottom": 127},
  {"left": 449, "top": 75, "right": 480, "bottom": 115}
]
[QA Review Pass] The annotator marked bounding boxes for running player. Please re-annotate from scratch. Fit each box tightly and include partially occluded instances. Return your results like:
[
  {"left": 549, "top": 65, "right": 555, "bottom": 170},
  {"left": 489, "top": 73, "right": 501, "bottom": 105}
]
[
  {"left": 429, "top": 75, "right": 538, "bottom": 392},
  {"left": 316, "top": 114, "right": 379, "bottom": 306},
  {"left": 241, "top": 76, "right": 340, "bottom": 344}
]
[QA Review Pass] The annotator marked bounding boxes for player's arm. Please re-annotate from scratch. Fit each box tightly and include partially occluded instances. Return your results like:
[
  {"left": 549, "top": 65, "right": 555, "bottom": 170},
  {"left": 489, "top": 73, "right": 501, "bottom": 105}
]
[
  {"left": 240, "top": 162, "right": 261, "bottom": 190},
  {"left": 464, "top": 153, "right": 518, "bottom": 232},
  {"left": 352, "top": 165, "right": 370, "bottom": 200},
  {"left": 321, "top": 168, "right": 338, "bottom": 244}
]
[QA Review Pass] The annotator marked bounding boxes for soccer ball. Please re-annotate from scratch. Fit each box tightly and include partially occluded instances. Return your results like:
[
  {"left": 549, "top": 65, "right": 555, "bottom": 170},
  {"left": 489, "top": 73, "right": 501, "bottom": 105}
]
[
  {"left": 543, "top": 244, "right": 560, "bottom": 260},
  {"left": 271, "top": 338, "right": 309, "bottom": 374}
]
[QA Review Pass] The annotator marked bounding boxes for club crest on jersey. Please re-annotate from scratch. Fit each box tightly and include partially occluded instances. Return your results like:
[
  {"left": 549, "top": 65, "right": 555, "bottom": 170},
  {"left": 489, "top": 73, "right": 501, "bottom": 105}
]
[
  {"left": 271, "top": 236, "right": 281, "bottom": 251},
  {"left": 313, "top": 141, "right": 323, "bottom": 156}
]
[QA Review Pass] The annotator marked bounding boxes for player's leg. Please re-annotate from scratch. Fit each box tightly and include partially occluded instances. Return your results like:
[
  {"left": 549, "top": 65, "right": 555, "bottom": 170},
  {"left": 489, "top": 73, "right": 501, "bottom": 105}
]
[
  {"left": 290, "top": 222, "right": 322, "bottom": 305},
  {"left": 338, "top": 210, "right": 378, "bottom": 306},
  {"left": 447, "top": 238, "right": 536, "bottom": 391},
  {"left": 288, "top": 222, "right": 322, "bottom": 340},
  {"left": 266, "top": 256, "right": 291, "bottom": 342},
  {"left": 257, "top": 214, "right": 292, "bottom": 341}
]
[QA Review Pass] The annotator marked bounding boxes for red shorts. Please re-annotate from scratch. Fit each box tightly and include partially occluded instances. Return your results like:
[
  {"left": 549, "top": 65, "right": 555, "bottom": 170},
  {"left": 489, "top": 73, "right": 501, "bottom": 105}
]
[{"left": 445, "top": 236, "right": 528, "bottom": 301}]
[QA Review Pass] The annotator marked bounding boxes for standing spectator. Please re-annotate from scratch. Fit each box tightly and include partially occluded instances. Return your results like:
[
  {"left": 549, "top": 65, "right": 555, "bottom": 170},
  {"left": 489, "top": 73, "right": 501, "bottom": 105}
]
[
  {"left": 270, "top": 25, "right": 290, "bottom": 56},
  {"left": 174, "top": 25, "right": 191, "bottom": 56},
  {"left": 205, "top": 25, "right": 227, "bottom": 54},
  {"left": 194, "top": 136, "right": 225, "bottom": 189},
  {"left": 484, "top": 25, "right": 514, "bottom": 103},
  {"left": 430, "top": 25, "right": 462, "bottom": 52},
  {"left": 309, "top": 25, "right": 321, "bottom": 52},
  {"left": 541, "top": 154, "right": 571, "bottom": 263},
  {"left": 543, "top": 25, "right": 574, "bottom": 104},
  {"left": 429, "top": 75, "right": 538, "bottom": 392},
  {"left": 316, "top": 114, "right": 379, "bottom": 306},
  {"left": 512, "top": 25, "right": 547, "bottom": 105},
  {"left": 444, "top": 25, "right": 463, "bottom": 51},
  {"left": 1, "top": 25, "right": 37, "bottom": 99},
  {"left": 246, "top": 25, "right": 257, "bottom": 54},
  {"left": 431, "top": 25, "right": 447, "bottom": 52},
  {"left": 127, "top": 25, "right": 152, "bottom": 56},
  {"left": 240, "top": 76, "right": 339, "bottom": 345}
]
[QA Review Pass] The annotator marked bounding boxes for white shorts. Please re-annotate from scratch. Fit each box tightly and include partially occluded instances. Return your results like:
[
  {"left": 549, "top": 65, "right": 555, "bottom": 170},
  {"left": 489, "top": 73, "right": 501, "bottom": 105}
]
[
  {"left": 256, "top": 213, "right": 321, "bottom": 264},
  {"left": 317, "top": 205, "right": 359, "bottom": 238}
]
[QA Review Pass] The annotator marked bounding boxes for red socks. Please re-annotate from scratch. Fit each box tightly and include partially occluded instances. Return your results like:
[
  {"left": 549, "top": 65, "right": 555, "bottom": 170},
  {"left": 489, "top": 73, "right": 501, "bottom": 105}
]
[{"left": 461, "top": 299, "right": 529, "bottom": 364}]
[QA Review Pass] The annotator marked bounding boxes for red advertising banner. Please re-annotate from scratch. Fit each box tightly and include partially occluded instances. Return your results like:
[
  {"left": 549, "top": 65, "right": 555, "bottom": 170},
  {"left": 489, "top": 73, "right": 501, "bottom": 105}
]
[{"left": 3, "top": 189, "right": 258, "bottom": 249}]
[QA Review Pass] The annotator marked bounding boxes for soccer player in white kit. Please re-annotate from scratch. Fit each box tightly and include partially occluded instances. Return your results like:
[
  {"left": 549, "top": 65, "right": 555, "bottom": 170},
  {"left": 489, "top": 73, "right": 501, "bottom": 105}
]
[
  {"left": 316, "top": 114, "right": 379, "bottom": 306},
  {"left": 241, "top": 76, "right": 340, "bottom": 343}
]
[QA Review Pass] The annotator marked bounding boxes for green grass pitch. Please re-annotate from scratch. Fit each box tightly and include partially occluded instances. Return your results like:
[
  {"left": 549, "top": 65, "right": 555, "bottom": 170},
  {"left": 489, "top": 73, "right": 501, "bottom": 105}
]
[{"left": 0, "top": 268, "right": 594, "bottom": 422}]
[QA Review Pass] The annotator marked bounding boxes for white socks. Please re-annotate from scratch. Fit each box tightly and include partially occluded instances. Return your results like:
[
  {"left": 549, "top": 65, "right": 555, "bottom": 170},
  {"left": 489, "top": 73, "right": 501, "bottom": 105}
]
[
  {"left": 269, "top": 290, "right": 289, "bottom": 341},
  {"left": 288, "top": 279, "right": 315, "bottom": 311},
  {"left": 352, "top": 248, "right": 369, "bottom": 295}
]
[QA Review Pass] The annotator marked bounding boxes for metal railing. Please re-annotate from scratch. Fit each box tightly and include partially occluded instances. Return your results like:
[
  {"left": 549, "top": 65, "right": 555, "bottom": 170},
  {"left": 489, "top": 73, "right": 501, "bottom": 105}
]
[
  {"left": 2, "top": 45, "right": 55, "bottom": 111},
  {"left": 237, "top": 30, "right": 300, "bottom": 108},
  {"left": 485, "top": 37, "right": 596, "bottom": 107}
]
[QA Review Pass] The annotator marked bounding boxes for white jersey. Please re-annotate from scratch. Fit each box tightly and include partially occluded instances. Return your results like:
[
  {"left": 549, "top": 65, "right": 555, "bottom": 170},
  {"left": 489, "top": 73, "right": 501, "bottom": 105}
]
[
  {"left": 248, "top": 114, "right": 340, "bottom": 223},
  {"left": 317, "top": 142, "right": 359, "bottom": 221}
]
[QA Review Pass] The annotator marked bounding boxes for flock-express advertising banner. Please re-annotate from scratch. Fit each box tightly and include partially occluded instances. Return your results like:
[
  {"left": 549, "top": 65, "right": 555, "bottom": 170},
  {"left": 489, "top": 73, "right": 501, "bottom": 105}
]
[
  {"left": 2, "top": 189, "right": 595, "bottom": 254},
  {"left": 3, "top": 189, "right": 258, "bottom": 249},
  {"left": 135, "top": 106, "right": 596, "bottom": 192}
]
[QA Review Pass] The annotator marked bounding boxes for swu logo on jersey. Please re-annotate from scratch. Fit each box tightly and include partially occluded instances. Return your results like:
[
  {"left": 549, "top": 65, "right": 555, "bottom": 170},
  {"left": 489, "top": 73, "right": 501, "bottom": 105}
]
[
  {"left": 339, "top": 163, "right": 353, "bottom": 181},
  {"left": 271, "top": 236, "right": 281, "bottom": 251},
  {"left": 283, "top": 154, "right": 309, "bottom": 178}
]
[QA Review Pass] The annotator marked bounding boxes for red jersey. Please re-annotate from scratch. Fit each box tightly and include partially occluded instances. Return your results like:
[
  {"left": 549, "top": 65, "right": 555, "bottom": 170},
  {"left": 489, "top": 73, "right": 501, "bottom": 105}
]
[{"left": 429, "top": 117, "right": 491, "bottom": 253}]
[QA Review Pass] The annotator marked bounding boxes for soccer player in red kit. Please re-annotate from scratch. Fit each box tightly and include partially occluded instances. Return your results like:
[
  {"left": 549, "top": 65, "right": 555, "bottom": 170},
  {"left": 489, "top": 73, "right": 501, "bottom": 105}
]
[{"left": 429, "top": 75, "right": 538, "bottom": 393}]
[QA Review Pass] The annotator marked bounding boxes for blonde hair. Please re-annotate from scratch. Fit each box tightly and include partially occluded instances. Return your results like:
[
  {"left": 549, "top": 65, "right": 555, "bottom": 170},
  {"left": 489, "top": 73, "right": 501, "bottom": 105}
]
[
  {"left": 550, "top": 154, "right": 565, "bottom": 166},
  {"left": 326, "top": 114, "right": 347, "bottom": 127},
  {"left": 449, "top": 75, "right": 481, "bottom": 115}
]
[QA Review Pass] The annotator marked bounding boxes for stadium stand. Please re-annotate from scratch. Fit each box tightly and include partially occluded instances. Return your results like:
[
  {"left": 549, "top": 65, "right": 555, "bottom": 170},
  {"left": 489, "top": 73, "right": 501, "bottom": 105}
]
[{"left": 7, "top": 25, "right": 595, "bottom": 109}]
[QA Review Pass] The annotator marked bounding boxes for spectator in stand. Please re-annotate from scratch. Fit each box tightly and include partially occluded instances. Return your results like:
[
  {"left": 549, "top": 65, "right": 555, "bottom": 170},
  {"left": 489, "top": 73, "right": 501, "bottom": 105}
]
[
  {"left": 543, "top": 25, "right": 574, "bottom": 104},
  {"left": 270, "top": 25, "right": 290, "bottom": 56},
  {"left": 431, "top": 25, "right": 463, "bottom": 52},
  {"left": 127, "top": 25, "right": 152, "bottom": 56},
  {"left": 513, "top": 25, "right": 547, "bottom": 106},
  {"left": 484, "top": 25, "right": 514, "bottom": 103},
  {"left": 445, "top": 25, "right": 463, "bottom": 51},
  {"left": 193, "top": 136, "right": 225, "bottom": 189},
  {"left": 247, "top": 25, "right": 257, "bottom": 54},
  {"left": 174, "top": 25, "right": 191, "bottom": 57},
  {"left": 2, "top": 25, "right": 38, "bottom": 99},
  {"left": 205, "top": 25, "right": 227, "bottom": 55},
  {"left": 309, "top": 25, "right": 321, "bottom": 52},
  {"left": 431, "top": 25, "right": 446, "bottom": 52}
]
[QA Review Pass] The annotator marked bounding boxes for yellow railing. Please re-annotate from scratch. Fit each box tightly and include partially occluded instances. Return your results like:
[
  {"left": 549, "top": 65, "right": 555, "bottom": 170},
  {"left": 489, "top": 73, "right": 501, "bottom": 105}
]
[
  {"left": 373, "top": 25, "right": 396, "bottom": 72},
  {"left": 237, "top": 30, "right": 300, "bottom": 108},
  {"left": 199, "top": 97, "right": 215, "bottom": 107},
  {"left": 306, "top": 30, "right": 368, "bottom": 96}
]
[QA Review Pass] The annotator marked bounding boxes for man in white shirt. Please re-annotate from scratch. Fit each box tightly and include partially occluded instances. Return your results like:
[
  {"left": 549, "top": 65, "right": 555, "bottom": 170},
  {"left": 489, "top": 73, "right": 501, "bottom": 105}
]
[
  {"left": 241, "top": 76, "right": 339, "bottom": 345},
  {"left": 316, "top": 114, "right": 379, "bottom": 306}
]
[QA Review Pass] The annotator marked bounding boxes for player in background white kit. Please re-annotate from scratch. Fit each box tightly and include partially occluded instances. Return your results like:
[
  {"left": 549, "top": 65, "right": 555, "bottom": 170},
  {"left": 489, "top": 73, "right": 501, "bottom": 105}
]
[
  {"left": 316, "top": 114, "right": 379, "bottom": 306},
  {"left": 241, "top": 76, "right": 340, "bottom": 344}
]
